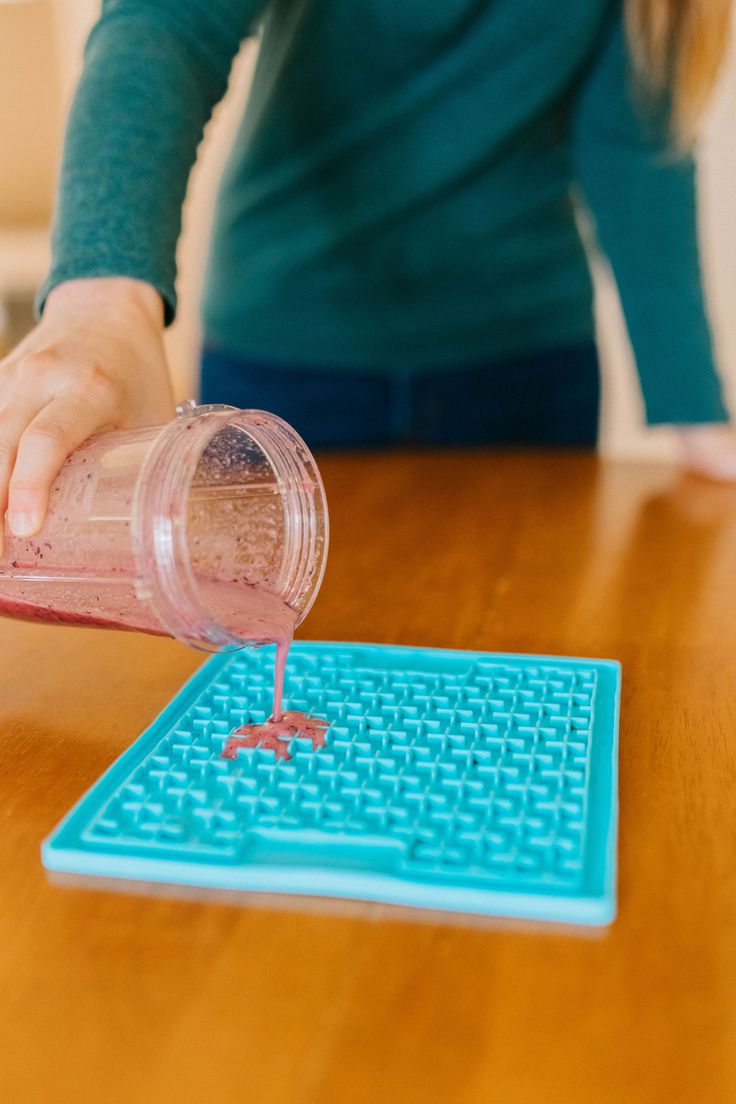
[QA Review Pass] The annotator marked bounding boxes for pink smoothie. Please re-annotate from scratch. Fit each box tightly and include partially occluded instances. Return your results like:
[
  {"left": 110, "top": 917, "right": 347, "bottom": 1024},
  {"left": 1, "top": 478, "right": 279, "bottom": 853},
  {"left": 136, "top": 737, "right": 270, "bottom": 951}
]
[
  {"left": 0, "top": 575, "right": 293, "bottom": 647},
  {"left": 0, "top": 576, "right": 327, "bottom": 753},
  {"left": 0, "top": 590, "right": 166, "bottom": 634}
]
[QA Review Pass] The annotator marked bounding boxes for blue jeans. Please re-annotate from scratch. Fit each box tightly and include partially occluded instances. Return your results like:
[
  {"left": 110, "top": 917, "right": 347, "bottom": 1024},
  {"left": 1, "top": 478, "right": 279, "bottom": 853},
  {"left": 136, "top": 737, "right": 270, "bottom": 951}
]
[{"left": 200, "top": 342, "right": 600, "bottom": 448}]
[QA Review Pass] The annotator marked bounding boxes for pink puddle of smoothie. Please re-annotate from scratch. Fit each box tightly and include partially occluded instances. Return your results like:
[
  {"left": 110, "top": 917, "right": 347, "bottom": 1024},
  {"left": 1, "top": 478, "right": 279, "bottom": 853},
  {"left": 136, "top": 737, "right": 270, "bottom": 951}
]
[{"left": 221, "top": 711, "right": 330, "bottom": 762}]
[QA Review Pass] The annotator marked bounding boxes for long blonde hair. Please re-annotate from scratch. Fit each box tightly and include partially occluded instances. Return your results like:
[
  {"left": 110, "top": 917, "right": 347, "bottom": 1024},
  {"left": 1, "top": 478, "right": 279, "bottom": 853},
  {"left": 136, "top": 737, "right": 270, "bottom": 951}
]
[{"left": 627, "top": 0, "right": 732, "bottom": 147}]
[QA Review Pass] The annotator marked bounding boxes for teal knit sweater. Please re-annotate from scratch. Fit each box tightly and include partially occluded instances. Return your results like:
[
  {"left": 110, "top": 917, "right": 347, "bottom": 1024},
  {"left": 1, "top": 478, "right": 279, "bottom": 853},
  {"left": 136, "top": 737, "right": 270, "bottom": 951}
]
[{"left": 39, "top": 0, "right": 727, "bottom": 424}]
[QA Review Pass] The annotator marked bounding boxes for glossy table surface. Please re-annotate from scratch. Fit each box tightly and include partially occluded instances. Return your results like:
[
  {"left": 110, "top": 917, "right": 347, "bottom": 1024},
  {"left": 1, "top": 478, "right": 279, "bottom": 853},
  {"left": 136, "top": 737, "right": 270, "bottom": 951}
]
[{"left": 1, "top": 451, "right": 734, "bottom": 1104}]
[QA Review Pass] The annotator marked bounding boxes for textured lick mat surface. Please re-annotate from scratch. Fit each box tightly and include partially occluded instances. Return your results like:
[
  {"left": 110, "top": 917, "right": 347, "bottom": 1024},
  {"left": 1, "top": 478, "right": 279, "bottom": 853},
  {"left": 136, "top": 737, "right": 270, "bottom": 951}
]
[{"left": 43, "top": 642, "right": 620, "bottom": 924}]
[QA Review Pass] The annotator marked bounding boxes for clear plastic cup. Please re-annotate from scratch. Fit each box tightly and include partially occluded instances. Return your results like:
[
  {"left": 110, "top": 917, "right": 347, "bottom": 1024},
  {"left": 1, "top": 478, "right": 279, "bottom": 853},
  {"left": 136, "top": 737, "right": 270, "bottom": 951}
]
[{"left": 0, "top": 404, "right": 328, "bottom": 652}]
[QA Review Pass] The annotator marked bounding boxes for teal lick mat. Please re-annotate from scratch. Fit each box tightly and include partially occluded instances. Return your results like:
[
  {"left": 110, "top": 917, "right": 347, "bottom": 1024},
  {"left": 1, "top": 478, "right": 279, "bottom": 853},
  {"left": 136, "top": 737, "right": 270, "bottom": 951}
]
[{"left": 43, "top": 642, "right": 620, "bottom": 924}]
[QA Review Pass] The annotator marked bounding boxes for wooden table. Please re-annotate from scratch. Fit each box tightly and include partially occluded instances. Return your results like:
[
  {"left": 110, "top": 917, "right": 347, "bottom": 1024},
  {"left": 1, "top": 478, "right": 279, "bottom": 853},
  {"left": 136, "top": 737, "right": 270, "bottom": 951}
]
[{"left": 1, "top": 451, "right": 735, "bottom": 1104}]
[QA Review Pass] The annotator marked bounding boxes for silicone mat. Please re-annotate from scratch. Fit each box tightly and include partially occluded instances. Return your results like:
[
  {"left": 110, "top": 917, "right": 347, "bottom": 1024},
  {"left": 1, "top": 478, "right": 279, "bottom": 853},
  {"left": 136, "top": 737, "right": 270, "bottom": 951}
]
[{"left": 43, "top": 643, "right": 620, "bottom": 924}]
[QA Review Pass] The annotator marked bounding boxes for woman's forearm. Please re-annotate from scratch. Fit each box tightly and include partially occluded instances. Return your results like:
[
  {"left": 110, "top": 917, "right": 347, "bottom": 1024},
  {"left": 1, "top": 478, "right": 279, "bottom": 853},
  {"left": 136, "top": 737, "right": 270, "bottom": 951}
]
[{"left": 38, "top": 0, "right": 262, "bottom": 324}]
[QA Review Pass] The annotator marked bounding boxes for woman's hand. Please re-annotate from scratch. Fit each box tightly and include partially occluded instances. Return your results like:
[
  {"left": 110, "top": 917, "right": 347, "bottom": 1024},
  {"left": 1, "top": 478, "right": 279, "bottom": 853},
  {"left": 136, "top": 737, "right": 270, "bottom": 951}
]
[
  {"left": 678, "top": 424, "right": 736, "bottom": 483},
  {"left": 675, "top": 421, "right": 736, "bottom": 483},
  {"left": 0, "top": 277, "right": 175, "bottom": 547}
]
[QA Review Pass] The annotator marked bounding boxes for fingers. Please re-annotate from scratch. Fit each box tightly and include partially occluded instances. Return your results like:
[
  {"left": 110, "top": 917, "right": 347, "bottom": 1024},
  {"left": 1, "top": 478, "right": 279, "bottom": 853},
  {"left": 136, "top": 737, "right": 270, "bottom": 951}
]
[
  {"left": 0, "top": 397, "right": 47, "bottom": 555},
  {"left": 8, "top": 393, "right": 109, "bottom": 539},
  {"left": 678, "top": 426, "right": 736, "bottom": 484}
]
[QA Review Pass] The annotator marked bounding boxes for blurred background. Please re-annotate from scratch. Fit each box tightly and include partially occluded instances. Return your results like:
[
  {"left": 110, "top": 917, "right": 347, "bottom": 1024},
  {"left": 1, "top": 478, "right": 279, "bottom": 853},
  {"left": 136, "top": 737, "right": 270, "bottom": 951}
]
[{"left": 1, "top": 0, "right": 734, "bottom": 459}]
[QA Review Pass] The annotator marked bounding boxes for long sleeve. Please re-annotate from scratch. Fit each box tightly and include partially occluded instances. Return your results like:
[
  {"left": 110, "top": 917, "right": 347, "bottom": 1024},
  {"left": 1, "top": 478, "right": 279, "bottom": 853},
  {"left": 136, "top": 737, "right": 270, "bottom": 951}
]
[
  {"left": 37, "top": 0, "right": 264, "bottom": 323},
  {"left": 572, "top": 14, "right": 728, "bottom": 425}
]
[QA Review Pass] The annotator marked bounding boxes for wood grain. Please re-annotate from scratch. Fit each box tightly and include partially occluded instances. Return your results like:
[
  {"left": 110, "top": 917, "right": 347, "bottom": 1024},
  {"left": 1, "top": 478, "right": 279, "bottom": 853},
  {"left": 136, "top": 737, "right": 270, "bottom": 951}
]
[{"left": 1, "top": 451, "right": 735, "bottom": 1104}]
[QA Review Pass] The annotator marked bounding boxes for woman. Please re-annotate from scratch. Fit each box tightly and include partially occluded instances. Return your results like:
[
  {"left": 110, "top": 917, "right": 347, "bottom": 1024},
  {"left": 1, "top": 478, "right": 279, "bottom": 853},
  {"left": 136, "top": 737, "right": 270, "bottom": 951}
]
[{"left": 0, "top": 0, "right": 733, "bottom": 542}]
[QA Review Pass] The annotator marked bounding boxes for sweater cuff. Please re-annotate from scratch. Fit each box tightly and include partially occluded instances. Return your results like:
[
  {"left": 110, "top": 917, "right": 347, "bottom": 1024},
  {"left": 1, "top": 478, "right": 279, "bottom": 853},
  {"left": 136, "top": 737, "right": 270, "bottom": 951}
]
[
  {"left": 641, "top": 373, "right": 729, "bottom": 427},
  {"left": 36, "top": 261, "right": 176, "bottom": 327}
]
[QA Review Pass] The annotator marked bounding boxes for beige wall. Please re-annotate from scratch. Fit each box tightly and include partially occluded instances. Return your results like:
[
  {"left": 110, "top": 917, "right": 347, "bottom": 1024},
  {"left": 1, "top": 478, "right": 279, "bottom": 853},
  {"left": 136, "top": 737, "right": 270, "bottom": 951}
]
[
  {"left": 0, "top": 1, "right": 61, "bottom": 226},
  {"left": 1, "top": 2, "right": 734, "bottom": 461}
]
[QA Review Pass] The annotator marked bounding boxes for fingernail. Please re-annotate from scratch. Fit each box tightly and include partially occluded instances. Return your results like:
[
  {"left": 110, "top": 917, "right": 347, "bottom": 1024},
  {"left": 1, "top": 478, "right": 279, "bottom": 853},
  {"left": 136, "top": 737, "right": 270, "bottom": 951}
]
[{"left": 10, "top": 512, "right": 37, "bottom": 537}]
